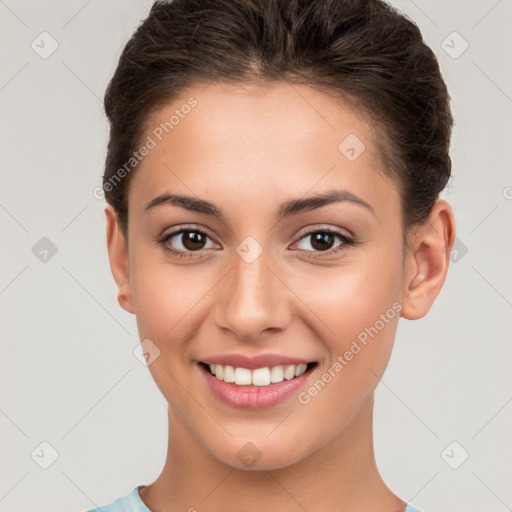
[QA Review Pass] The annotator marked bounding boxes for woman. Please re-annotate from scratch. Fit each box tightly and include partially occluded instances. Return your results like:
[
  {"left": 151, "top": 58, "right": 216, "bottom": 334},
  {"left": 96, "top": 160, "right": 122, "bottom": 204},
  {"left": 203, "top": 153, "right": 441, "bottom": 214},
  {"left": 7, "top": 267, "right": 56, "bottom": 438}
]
[{"left": 88, "top": 0, "right": 456, "bottom": 510}]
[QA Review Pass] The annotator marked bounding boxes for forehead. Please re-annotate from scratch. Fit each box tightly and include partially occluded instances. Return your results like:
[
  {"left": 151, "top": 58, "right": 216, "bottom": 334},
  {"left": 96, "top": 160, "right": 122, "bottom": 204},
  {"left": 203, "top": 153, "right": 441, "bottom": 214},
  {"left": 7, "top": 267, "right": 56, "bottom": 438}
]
[{"left": 129, "top": 81, "right": 398, "bottom": 220}]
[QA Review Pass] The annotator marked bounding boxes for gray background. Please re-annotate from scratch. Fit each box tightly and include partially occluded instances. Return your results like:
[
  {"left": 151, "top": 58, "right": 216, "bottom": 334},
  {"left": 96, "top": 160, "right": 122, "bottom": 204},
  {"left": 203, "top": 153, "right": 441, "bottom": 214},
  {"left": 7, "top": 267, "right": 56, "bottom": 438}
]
[{"left": 1, "top": 1, "right": 511, "bottom": 511}]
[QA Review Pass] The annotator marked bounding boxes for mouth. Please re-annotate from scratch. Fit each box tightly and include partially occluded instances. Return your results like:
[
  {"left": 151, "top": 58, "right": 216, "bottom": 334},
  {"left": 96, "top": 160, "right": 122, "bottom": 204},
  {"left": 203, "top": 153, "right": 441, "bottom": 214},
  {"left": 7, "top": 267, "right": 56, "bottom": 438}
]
[{"left": 198, "top": 361, "right": 318, "bottom": 387}]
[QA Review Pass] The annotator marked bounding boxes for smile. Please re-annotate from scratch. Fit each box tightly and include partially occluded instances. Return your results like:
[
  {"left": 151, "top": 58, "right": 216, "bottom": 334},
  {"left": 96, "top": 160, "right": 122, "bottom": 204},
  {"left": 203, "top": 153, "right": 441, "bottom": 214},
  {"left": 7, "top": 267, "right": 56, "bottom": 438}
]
[
  {"left": 200, "top": 361, "right": 317, "bottom": 386},
  {"left": 197, "top": 360, "right": 318, "bottom": 409}
]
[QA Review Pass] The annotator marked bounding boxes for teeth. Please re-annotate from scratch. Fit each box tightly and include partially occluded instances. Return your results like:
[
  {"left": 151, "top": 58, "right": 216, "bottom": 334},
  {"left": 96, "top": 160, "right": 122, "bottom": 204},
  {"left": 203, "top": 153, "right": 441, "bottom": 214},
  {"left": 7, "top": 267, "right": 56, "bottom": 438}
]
[
  {"left": 252, "top": 367, "right": 271, "bottom": 386},
  {"left": 205, "top": 362, "right": 311, "bottom": 386},
  {"left": 234, "top": 367, "right": 252, "bottom": 385},
  {"left": 283, "top": 365, "right": 295, "bottom": 380},
  {"left": 295, "top": 363, "right": 307, "bottom": 377},
  {"left": 270, "top": 365, "right": 284, "bottom": 383},
  {"left": 223, "top": 365, "right": 235, "bottom": 383}
]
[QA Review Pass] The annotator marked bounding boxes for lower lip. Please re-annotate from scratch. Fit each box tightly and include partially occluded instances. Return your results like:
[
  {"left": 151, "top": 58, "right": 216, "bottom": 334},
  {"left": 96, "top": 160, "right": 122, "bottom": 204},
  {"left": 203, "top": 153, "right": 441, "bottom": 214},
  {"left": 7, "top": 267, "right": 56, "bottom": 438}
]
[{"left": 198, "top": 363, "right": 314, "bottom": 410}]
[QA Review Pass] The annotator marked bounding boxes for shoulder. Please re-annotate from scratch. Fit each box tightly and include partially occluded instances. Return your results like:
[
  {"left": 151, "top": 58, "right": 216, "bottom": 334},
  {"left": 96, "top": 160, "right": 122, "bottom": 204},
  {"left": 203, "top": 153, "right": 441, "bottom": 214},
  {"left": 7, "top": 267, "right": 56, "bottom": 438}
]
[{"left": 83, "top": 486, "right": 151, "bottom": 512}]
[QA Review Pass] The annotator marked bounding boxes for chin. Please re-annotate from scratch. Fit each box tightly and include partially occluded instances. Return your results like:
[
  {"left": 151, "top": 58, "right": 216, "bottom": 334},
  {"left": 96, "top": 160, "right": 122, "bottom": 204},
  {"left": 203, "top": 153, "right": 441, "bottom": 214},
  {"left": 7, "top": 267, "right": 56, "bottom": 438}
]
[{"left": 208, "top": 433, "right": 311, "bottom": 472}]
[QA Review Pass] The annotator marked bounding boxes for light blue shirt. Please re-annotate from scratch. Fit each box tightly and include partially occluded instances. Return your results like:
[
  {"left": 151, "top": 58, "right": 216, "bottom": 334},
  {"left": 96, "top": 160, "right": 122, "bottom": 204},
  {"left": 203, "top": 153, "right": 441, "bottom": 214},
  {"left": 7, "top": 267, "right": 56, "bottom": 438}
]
[{"left": 84, "top": 485, "right": 424, "bottom": 511}]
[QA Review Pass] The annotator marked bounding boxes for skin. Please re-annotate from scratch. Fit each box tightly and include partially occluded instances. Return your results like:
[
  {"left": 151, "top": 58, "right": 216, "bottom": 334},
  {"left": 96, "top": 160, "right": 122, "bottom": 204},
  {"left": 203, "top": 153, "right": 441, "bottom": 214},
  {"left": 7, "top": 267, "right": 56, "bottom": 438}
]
[{"left": 105, "top": 81, "right": 456, "bottom": 512}]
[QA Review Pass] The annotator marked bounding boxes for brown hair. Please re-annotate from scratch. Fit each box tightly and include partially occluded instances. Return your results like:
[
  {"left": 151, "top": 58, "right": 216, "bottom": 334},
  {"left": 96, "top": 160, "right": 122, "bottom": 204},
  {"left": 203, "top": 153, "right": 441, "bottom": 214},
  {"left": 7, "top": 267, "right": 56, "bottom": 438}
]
[{"left": 103, "top": 0, "right": 453, "bottom": 238}]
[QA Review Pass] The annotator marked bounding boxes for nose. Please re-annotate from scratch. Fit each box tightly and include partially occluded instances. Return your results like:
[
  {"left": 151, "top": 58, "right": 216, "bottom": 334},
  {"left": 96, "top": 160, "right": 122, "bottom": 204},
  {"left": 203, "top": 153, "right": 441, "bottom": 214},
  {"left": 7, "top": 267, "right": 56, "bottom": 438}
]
[{"left": 213, "top": 248, "right": 291, "bottom": 342}]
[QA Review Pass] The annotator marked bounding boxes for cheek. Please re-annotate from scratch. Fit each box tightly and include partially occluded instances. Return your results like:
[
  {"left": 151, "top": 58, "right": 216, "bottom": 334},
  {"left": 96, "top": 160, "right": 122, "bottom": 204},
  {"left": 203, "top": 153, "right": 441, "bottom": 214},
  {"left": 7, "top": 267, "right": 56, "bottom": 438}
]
[
  {"left": 128, "top": 253, "right": 211, "bottom": 405},
  {"left": 302, "top": 251, "right": 402, "bottom": 346},
  {"left": 298, "top": 246, "right": 403, "bottom": 395},
  {"left": 288, "top": 276, "right": 401, "bottom": 447},
  {"left": 129, "top": 247, "right": 206, "bottom": 344},
  {"left": 129, "top": 248, "right": 231, "bottom": 389}
]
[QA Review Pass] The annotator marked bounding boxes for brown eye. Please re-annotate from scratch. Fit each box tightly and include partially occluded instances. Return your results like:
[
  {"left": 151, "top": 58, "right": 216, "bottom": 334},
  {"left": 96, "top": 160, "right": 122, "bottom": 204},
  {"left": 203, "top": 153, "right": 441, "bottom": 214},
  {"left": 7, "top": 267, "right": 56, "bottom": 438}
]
[
  {"left": 294, "top": 228, "right": 356, "bottom": 258},
  {"left": 308, "top": 232, "right": 337, "bottom": 252},
  {"left": 159, "top": 228, "right": 219, "bottom": 257},
  {"left": 178, "top": 231, "right": 207, "bottom": 251}
]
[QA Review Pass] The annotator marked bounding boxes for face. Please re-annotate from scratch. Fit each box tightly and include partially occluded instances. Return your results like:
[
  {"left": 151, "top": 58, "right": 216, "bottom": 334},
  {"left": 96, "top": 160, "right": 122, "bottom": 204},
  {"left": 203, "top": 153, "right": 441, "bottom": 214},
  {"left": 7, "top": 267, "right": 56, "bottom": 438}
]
[{"left": 112, "top": 81, "right": 413, "bottom": 470}]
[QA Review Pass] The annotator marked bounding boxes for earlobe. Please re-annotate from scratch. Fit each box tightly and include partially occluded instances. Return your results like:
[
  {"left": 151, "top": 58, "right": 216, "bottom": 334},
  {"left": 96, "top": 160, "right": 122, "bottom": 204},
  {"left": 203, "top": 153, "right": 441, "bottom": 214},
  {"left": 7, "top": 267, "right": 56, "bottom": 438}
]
[
  {"left": 401, "top": 200, "right": 456, "bottom": 320},
  {"left": 105, "top": 205, "right": 135, "bottom": 314}
]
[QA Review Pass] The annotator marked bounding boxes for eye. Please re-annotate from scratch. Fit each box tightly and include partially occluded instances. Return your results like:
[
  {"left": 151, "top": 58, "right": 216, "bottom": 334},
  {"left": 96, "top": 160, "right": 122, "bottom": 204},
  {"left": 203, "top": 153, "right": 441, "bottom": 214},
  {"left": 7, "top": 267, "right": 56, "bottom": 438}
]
[
  {"left": 293, "top": 228, "right": 356, "bottom": 257},
  {"left": 157, "top": 225, "right": 357, "bottom": 259},
  {"left": 158, "top": 226, "right": 219, "bottom": 258}
]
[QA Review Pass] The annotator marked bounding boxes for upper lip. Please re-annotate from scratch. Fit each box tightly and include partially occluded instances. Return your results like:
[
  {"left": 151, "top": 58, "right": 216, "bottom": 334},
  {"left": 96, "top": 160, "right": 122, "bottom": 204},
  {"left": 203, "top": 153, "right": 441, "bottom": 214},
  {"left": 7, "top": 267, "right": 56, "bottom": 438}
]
[{"left": 199, "top": 353, "right": 315, "bottom": 369}]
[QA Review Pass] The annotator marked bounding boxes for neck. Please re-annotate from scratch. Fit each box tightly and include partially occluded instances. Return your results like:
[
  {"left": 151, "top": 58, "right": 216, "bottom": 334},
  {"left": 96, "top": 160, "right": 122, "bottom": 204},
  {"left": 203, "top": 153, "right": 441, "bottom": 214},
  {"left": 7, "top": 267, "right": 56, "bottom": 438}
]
[{"left": 139, "top": 394, "right": 404, "bottom": 512}]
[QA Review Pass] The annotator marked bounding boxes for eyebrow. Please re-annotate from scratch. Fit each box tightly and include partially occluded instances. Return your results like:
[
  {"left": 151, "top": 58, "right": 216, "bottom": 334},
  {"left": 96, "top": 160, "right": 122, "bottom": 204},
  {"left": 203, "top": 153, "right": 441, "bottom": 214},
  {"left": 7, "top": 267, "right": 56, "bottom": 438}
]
[{"left": 144, "top": 189, "right": 375, "bottom": 220}]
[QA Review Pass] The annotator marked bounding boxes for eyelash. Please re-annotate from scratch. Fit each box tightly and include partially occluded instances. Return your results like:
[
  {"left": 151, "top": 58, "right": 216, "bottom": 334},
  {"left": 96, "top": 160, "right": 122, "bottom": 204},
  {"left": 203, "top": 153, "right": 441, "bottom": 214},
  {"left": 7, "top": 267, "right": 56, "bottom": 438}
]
[{"left": 157, "top": 225, "right": 358, "bottom": 259}]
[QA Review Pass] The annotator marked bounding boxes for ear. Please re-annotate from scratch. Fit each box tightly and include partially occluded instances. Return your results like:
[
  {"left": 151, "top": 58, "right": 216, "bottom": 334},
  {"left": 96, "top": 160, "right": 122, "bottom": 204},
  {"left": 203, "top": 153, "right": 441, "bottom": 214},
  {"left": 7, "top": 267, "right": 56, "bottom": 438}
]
[
  {"left": 401, "top": 199, "right": 456, "bottom": 320},
  {"left": 105, "top": 205, "right": 135, "bottom": 314}
]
